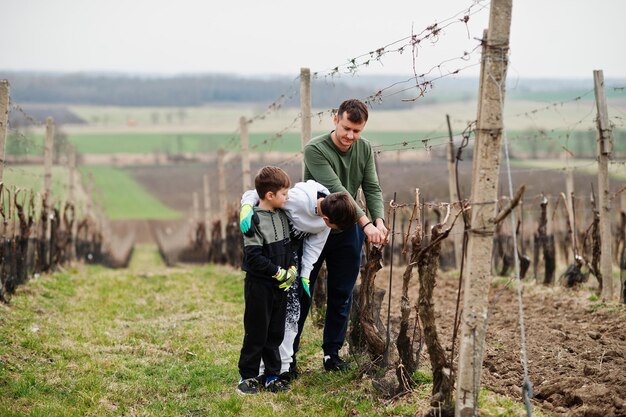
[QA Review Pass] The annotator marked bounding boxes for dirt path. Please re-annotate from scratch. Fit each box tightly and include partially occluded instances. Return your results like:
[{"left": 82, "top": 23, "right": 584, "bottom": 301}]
[{"left": 377, "top": 269, "right": 626, "bottom": 417}]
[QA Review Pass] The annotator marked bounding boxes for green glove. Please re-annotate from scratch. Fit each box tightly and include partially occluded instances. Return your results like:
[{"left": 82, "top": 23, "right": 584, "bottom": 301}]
[
  {"left": 240, "top": 204, "right": 253, "bottom": 234},
  {"left": 278, "top": 265, "right": 297, "bottom": 291},
  {"left": 273, "top": 266, "right": 288, "bottom": 282},
  {"left": 301, "top": 276, "right": 311, "bottom": 297}
]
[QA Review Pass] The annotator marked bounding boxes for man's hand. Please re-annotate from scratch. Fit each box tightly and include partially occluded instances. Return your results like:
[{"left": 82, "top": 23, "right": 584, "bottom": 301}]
[
  {"left": 278, "top": 265, "right": 298, "bottom": 291},
  {"left": 363, "top": 220, "right": 386, "bottom": 244},
  {"left": 375, "top": 218, "right": 388, "bottom": 243},
  {"left": 301, "top": 276, "right": 311, "bottom": 297},
  {"left": 240, "top": 204, "right": 253, "bottom": 234}
]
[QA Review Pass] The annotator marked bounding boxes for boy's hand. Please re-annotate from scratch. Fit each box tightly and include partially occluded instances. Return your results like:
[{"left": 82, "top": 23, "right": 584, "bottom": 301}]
[
  {"left": 278, "top": 266, "right": 297, "bottom": 291},
  {"left": 301, "top": 276, "right": 311, "bottom": 297},
  {"left": 240, "top": 204, "right": 254, "bottom": 234}
]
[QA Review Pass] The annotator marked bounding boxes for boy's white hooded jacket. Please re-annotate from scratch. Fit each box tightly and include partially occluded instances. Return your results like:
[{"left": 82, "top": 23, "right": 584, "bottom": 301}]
[{"left": 241, "top": 180, "right": 331, "bottom": 279}]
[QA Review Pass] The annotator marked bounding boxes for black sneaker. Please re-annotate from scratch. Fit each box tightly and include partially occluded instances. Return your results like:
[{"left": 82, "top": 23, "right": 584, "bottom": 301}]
[
  {"left": 237, "top": 377, "right": 260, "bottom": 395},
  {"left": 265, "top": 376, "right": 290, "bottom": 393},
  {"left": 323, "top": 354, "right": 350, "bottom": 372},
  {"left": 279, "top": 371, "right": 295, "bottom": 383}
]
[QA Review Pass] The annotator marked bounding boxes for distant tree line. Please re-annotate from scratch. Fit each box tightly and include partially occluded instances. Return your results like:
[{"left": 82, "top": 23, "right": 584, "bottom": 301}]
[
  {"left": 1, "top": 72, "right": 410, "bottom": 109},
  {"left": 2, "top": 71, "right": 622, "bottom": 109}
]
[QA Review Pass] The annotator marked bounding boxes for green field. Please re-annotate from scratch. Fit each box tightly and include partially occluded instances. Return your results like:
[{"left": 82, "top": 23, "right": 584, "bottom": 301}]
[
  {"left": 79, "top": 166, "right": 181, "bottom": 220},
  {"left": 7, "top": 128, "right": 625, "bottom": 157}
]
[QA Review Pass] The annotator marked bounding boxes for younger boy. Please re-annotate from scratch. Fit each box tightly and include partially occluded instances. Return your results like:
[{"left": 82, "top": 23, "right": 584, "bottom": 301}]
[
  {"left": 237, "top": 166, "right": 297, "bottom": 395},
  {"left": 240, "top": 180, "right": 357, "bottom": 381}
]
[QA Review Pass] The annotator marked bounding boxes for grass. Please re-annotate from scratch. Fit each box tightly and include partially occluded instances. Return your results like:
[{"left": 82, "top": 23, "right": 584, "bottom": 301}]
[
  {"left": 78, "top": 166, "right": 181, "bottom": 220},
  {"left": 0, "top": 245, "right": 550, "bottom": 417}
]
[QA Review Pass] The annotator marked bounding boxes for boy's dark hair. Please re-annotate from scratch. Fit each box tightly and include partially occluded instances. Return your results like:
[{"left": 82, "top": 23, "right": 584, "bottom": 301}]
[
  {"left": 255, "top": 166, "right": 291, "bottom": 199},
  {"left": 320, "top": 192, "right": 357, "bottom": 231},
  {"left": 337, "top": 99, "right": 368, "bottom": 124}
]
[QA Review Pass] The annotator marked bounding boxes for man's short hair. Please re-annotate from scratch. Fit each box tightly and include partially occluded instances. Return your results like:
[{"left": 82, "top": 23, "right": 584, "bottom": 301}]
[
  {"left": 255, "top": 166, "right": 291, "bottom": 199},
  {"left": 320, "top": 192, "right": 357, "bottom": 231},
  {"left": 337, "top": 99, "right": 368, "bottom": 124}
]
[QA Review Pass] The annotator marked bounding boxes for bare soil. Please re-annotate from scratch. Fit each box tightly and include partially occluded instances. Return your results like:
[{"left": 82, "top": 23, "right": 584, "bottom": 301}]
[{"left": 377, "top": 267, "right": 625, "bottom": 417}]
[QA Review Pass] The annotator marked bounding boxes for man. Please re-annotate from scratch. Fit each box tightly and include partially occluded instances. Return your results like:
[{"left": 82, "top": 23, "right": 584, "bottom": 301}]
[{"left": 298, "top": 98, "right": 387, "bottom": 372}]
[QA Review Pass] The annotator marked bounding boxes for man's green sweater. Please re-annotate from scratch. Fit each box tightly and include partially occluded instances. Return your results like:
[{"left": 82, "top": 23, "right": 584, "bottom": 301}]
[{"left": 303, "top": 132, "right": 385, "bottom": 222}]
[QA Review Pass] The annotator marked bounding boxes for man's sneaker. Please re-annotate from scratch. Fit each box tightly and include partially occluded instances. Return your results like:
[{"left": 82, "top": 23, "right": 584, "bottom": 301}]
[
  {"left": 237, "top": 377, "right": 260, "bottom": 395},
  {"left": 265, "top": 376, "right": 290, "bottom": 393},
  {"left": 323, "top": 354, "right": 350, "bottom": 372}
]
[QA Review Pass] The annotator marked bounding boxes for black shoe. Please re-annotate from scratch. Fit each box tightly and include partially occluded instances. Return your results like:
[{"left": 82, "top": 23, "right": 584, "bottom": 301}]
[
  {"left": 237, "top": 377, "right": 260, "bottom": 394},
  {"left": 279, "top": 371, "right": 296, "bottom": 383},
  {"left": 323, "top": 354, "right": 350, "bottom": 372},
  {"left": 265, "top": 376, "right": 290, "bottom": 393}
]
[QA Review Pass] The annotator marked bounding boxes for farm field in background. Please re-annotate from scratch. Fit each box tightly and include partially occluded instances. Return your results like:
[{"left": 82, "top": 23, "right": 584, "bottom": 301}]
[
  {"left": 78, "top": 166, "right": 181, "bottom": 220},
  {"left": 6, "top": 127, "right": 625, "bottom": 157}
]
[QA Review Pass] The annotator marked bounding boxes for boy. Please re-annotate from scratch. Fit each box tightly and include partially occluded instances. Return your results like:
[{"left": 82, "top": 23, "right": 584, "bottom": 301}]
[
  {"left": 237, "top": 166, "right": 297, "bottom": 395},
  {"left": 240, "top": 180, "right": 357, "bottom": 380}
]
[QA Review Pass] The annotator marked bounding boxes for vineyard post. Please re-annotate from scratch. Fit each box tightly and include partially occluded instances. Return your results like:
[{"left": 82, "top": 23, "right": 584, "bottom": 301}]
[
  {"left": 218, "top": 149, "right": 227, "bottom": 256},
  {"left": 0, "top": 80, "right": 8, "bottom": 184},
  {"left": 192, "top": 191, "right": 199, "bottom": 227},
  {"left": 564, "top": 147, "right": 575, "bottom": 238},
  {"left": 593, "top": 69, "right": 614, "bottom": 301},
  {"left": 203, "top": 173, "right": 211, "bottom": 238},
  {"left": 446, "top": 114, "right": 462, "bottom": 269},
  {"left": 68, "top": 144, "right": 76, "bottom": 202},
  {"left": 44, "top": 117, "right": 54, "bottom": 204},
  {"left": 68, "top": 144, "right": 76, "bottom": 260},
  {"left": 240, "top": 116, "right": 251, "bottom": 192},
  {"left": 456, "top": 0, "right": 513, "bottom": 416},
  {"left": 300, "top": 67, "right": 311, "bottom": 181},
  {"left": 86, "top": 172, "right": 94, "bottom": 220},
  {"left": 44, "top": 116, "right": 55, "bottom": 262}
]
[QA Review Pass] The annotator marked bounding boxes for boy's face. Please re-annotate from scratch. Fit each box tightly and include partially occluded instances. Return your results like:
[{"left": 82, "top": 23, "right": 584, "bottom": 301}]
[{"left": 266, "top": 187, "right": 289, "bottom": 209}]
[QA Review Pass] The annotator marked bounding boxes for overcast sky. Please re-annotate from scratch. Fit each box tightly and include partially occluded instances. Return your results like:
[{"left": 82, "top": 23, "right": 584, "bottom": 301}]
[{"left": 2, "top": 0, "right": 625, "bottom": 79}]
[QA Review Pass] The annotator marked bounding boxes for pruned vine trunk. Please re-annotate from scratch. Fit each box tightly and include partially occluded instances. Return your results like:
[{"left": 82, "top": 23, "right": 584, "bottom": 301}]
[
  {"left": 357, "top": 244, "right": 386, "bottom": 360},
  {"left": 396, "top": 195, "right": 422, "bottom": 391},
  {"left": 418, "top": 222, "right": 453, "bottom": 405}
]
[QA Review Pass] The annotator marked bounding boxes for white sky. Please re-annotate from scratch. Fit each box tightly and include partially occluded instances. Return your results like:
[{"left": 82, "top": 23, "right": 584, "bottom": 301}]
[{"left": 2, "top": 0, "right": 625, "bottom": 79}]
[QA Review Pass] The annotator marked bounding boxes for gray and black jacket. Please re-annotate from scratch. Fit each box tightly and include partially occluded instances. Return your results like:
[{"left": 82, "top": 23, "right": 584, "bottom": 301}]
[{"left": 242, "top": 207, "right": 294, "bottom": 284}]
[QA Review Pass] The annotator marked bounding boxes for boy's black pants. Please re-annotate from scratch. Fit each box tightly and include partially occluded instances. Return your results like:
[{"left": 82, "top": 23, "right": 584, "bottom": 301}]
[{"left": 238, "top": 276, "right": 287, "bottom": 380}]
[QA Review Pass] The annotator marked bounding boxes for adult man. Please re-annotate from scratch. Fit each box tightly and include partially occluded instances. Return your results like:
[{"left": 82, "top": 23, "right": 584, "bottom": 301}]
[{"left": 298, "top": 98, "right": 387, "bottom": 372}]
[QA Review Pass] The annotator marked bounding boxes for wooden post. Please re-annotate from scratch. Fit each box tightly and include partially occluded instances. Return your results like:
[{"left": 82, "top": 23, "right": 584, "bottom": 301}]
[
  {"left": 300, "top": 67, "right": 312, "bottom": 181},
  {"left": 446, "top": 114, "right": 462, "bottom": 269},
  {"left": 240, "top": 116, "right": 251, "bottom": 192},
  {"left": 218, "top": 149, "right": 227, "bottom": 254},
  {"left": 593, "top": 69, "right": 614, "bottom": 301},
  {"left": 86, "top": 172, "right": 94, "bottom": 220},
  {"left": 0, "top": 80, "right": 9, "bottom": 184},
  {"left": 68, "top": 144, "right": 76, "bottom": 202},
  {"left": 68, "top": 144, "right": 77, "bottom": 260},
  {"left": 44, "top": 117, "right": 55, "bottom": 204},
  {"left": 203, "top": 173, "right": 212, "bottom": 237},
  {"left": 192, "top": 191, "right": 199, "bottom": 224},
  {"left": 456, "top": 1, "right": 512, "bottom": 416}
]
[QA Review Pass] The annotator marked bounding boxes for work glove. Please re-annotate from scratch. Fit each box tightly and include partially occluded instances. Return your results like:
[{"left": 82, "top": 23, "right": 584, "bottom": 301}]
[
  {"left": 273, "top": 265, "right": 297, "bottom": 291},
  {"left": 301, "top": 276, "right": 311, "bottom": 298},
  {"left": 240, "top": 204, "right": 254, "bottom": 234}
]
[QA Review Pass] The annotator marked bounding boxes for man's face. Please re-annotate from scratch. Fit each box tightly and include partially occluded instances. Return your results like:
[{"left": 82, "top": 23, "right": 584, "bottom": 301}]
[{"left": 332, "top": 112, "right": 366, "bottom": 152}]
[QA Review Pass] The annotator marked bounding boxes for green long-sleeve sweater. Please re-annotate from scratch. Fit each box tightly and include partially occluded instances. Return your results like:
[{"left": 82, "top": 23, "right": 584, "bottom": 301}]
[{"left": 303, "top": 132, "right": 385, "bottom": 222}]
